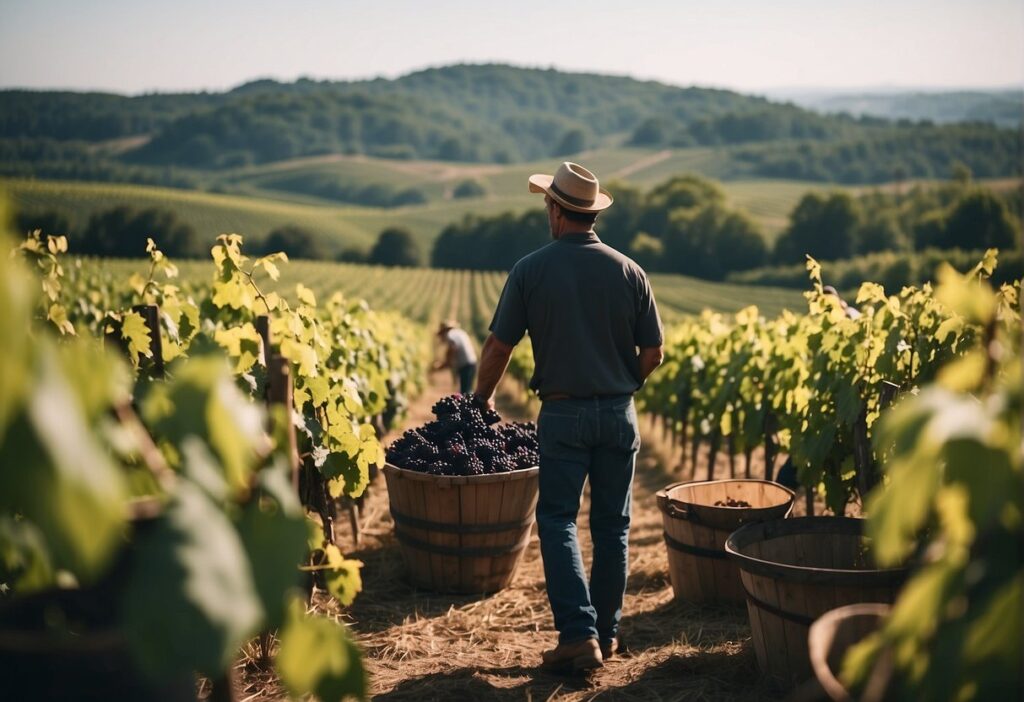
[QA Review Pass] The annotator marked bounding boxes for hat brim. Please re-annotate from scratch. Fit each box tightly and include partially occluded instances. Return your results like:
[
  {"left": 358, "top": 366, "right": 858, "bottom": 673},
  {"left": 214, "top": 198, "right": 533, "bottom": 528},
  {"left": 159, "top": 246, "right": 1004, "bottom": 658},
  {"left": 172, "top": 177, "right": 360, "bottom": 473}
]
[{"left": 528, "top": 174, "right": 613, "bottom": 213}]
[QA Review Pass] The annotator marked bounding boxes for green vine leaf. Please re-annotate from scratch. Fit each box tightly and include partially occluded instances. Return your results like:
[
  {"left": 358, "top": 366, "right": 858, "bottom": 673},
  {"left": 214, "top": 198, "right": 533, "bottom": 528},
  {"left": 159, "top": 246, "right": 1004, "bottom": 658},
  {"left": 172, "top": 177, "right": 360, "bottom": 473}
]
[
  {"left": 276, "top": 597, "right": 367, "bottom": 702},
  {"left": 120, "top": 310, "right": 153, "bottom": 364}
]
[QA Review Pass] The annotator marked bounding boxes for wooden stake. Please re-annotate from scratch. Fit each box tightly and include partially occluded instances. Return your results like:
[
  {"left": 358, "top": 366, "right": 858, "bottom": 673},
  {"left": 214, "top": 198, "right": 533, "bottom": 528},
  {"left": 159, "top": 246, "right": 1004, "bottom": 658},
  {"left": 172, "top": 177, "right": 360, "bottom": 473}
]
[
  {"left": 255, "top": 314, "right": 271, "bottom": 367},
  {"left": 763, "top": 413, "right": 778, "bottom": 482},
  {"left": 705, "top": 432, "right": 721, "bottom": 482},
  {"left": 727, "top": 433, "right": 736, "bottom": 479},
  {"left": 268, "top": 355, "right": 300, "bottom": 492},
  {"left": 852, "top": 398, "right": 873, "bottom": 499},
  {"left": 690, "top": 434, "right": 701, "bottom": 480}
]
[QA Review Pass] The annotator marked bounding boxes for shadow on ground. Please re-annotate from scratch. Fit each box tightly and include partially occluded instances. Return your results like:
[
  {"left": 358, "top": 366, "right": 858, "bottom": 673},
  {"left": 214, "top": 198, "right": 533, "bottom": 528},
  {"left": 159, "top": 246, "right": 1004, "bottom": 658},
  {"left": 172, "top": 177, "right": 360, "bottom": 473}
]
[{"left": 374, "top": 646, "right": 782, "bottom": 702}]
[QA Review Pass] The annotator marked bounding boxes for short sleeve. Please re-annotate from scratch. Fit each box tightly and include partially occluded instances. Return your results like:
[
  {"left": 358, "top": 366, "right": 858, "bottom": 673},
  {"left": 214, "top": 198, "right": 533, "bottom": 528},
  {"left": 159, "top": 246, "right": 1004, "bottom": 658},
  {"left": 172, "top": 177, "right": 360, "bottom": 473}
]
[
  {"left": 489, "top": 266, "right": 528, "bottom": 346},
  {"left": 634, "top": 271, "right": 663, "bottom": 348}
]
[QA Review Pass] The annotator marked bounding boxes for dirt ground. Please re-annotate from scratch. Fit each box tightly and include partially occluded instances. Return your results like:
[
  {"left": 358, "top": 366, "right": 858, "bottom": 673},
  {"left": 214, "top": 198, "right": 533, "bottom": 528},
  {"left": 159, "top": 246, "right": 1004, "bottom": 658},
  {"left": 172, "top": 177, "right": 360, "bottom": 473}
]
[{"left": 234, "top": 374, "right": 799, "bottom": 701}]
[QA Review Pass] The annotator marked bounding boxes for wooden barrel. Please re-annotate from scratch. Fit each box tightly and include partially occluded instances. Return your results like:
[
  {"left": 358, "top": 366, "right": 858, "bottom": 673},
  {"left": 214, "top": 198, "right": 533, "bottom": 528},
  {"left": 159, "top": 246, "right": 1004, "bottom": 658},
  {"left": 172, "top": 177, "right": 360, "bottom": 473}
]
[
  {"left": 0, "top": 500, "right": 195, "bottom": 702},
  {"left": 726, "top": 517, "right": 907, "bottom": 689},
  {"left": 808, "top": 603, "right": 893, "bottom": 702},
  {"left": 383, "top": 463, "right": 539, "bottom": 594},
  {"left": 656, "top": 479, "right": 794, "bottom": 603},
  {"left": 0, "top": 599, "right": 197, "bottom": 702}
]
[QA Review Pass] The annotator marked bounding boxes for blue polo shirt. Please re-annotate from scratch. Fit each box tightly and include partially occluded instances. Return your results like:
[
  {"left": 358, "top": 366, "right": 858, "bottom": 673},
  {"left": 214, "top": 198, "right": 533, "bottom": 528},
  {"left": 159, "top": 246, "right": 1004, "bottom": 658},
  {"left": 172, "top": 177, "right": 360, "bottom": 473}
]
[{"left": 489, "top": 231, "right": 663, "bottom": 398}]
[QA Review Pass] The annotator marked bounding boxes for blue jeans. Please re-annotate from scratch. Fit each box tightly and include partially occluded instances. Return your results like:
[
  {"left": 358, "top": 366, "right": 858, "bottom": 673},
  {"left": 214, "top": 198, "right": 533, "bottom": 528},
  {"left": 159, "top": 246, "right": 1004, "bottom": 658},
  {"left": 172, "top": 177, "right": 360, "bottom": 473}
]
[
  {"left": 457, "top": 363, "right": 476, "bottom": 394},
  {"left": 536, "top": 395, "right": 640, "bottom": 646}
]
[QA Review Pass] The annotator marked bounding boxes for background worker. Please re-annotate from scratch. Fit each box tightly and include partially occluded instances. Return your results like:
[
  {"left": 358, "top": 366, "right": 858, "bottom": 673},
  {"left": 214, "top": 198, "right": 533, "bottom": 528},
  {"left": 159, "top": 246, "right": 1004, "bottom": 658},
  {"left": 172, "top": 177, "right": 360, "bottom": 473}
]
[
  {"left": 473, "top": 162, "right": 664, "bottom": 673},
  {"left": 433, "top": 319, "right": 478, "bottom": 394}
]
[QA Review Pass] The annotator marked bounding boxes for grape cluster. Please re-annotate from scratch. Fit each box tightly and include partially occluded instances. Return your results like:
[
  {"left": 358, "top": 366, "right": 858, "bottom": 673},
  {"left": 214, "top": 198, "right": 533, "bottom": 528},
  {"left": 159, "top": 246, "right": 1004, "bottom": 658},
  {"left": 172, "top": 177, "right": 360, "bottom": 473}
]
[{"left": 386, "top": 394, "right": 539, "bottom": 476}]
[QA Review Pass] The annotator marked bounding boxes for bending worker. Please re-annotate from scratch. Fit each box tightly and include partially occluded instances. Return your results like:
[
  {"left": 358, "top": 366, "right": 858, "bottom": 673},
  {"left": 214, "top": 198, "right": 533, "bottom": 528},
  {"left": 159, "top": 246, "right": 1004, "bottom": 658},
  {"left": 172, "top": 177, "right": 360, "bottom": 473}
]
[{"left": 434, "top": 319, "right": 478, "bottom": 394}]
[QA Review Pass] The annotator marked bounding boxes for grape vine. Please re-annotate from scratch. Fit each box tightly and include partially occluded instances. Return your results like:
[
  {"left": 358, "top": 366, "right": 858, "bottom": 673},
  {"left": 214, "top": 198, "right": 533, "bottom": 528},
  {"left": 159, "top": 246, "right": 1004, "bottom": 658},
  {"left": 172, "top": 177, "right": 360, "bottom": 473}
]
[
  {"left": 1, "top": 216, "right": 430, "bottom": 701},
  {"left": 638, "top": 251, "right": 1020, "bottom": 513}
]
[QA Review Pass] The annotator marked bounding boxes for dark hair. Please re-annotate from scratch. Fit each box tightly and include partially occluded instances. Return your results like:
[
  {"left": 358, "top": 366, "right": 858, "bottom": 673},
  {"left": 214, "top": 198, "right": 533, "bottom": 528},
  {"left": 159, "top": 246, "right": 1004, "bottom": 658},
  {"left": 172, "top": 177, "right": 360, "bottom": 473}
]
[{"left": 556, "top": 202, "right": 599, "bottom": 225}]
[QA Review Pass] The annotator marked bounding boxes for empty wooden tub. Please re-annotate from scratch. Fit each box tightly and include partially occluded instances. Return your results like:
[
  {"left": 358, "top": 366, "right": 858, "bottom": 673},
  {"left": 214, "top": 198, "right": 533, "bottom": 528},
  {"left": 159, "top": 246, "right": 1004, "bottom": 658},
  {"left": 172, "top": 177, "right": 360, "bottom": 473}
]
[
  {"left": 656, "top": 479, "right": 794, "bottom": 603},
  {"left": 809, "top": 603, "right": 894, "bottom": 702},
  {"left": 383, "top": 463, "right": 539, "bottom": 594},
  {"left": 726, "top": 517, "right": 907, "bottom": 689}
]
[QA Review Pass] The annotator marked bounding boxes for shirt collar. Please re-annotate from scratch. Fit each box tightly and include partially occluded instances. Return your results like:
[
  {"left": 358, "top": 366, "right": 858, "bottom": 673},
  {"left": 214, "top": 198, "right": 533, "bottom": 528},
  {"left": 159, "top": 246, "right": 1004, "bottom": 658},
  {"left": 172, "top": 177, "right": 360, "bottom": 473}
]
[{"left": 559, "top": 230, "right": 599, "bottom": 243}]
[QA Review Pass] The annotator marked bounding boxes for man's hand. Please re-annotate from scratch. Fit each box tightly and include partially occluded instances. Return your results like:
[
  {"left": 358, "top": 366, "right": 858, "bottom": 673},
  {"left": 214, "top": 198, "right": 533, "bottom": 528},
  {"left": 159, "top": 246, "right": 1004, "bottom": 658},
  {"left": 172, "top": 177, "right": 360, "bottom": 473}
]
[{"left": 471, "top": 392, "right": 496, "bottom": 411}]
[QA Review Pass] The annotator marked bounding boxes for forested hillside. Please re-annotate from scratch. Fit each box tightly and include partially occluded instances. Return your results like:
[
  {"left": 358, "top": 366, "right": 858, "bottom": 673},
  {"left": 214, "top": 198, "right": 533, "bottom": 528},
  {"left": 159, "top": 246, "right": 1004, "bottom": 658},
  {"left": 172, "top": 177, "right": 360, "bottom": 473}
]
[{"left": 2, "top": 65, "right": 1019, "bottom": 184}]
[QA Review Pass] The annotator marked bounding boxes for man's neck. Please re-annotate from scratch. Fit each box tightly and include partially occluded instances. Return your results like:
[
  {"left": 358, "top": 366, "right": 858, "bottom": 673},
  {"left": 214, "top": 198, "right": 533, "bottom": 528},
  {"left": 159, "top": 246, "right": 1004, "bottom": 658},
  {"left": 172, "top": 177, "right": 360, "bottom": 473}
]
[{"left": 553, "top": 228, "right": 595, "bottom": 241}]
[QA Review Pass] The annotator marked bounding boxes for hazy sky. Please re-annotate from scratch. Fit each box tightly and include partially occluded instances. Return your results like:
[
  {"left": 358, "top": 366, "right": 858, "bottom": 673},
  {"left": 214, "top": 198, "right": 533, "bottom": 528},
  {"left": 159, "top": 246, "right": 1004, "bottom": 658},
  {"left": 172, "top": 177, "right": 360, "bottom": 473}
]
[{"left": 1, "top": 0, "right": 1021, "bottom": 94}]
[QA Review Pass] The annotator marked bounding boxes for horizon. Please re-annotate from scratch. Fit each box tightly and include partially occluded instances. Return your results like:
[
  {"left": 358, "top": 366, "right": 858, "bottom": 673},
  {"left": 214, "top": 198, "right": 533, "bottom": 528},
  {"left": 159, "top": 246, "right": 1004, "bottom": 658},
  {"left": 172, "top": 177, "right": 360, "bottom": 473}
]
[
  {"left": 1, "top": 0, "right": 1021, "bottom": 95},
  {"left": 1, "top": 59, "right": 1023, "bottom": 98}
]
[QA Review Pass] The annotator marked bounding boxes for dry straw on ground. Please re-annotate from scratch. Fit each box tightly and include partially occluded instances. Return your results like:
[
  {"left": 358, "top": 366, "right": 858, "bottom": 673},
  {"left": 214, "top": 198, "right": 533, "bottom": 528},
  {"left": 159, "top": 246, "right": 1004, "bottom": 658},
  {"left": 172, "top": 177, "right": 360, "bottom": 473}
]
[{"left": 233, "top": 377, "right": 794, "bottom": 701}]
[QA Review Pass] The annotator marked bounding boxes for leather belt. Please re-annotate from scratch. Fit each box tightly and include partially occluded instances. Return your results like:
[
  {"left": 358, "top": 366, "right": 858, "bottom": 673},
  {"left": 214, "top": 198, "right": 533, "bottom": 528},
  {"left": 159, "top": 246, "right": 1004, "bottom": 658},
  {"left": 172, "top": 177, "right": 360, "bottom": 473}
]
[{"left": 540, "top": 393, "right": 631, "bottom": 402}]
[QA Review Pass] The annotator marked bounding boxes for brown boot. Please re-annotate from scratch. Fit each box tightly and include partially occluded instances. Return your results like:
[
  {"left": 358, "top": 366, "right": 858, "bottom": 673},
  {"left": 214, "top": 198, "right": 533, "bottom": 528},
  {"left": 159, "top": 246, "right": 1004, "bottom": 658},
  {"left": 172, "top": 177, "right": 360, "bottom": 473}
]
[
  {"left": 600, "top": 637, "right": 621, "bottom": 660},
  {"left": 541, "top": 637, "right": 603, "bottom": 673}
]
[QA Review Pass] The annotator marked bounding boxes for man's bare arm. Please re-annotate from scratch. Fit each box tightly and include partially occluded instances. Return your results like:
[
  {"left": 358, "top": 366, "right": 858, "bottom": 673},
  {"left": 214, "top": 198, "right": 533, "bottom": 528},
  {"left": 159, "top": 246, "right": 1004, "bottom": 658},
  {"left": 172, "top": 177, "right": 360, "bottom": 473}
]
[
  {"left": 638, "top": 346, "right": 664, "bottom": 382},
  {"left": 432, "top": 343, "right": 456, "bottom": 371},
  {"left": 474, "top": 334, "right": 515, "bottom": 406}
]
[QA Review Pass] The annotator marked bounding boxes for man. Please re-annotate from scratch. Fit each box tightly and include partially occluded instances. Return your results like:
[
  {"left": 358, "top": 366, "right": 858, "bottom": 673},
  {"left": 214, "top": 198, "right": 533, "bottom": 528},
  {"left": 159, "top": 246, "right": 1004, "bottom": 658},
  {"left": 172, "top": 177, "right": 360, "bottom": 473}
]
[
  {"left": 823, "top": 285, "right": 862, "bottom": 320},
  {"left": 434, "top": 320, "right": 478, "bottom": 394},
  {"left": 473, "top": 162, "right": 664, "bottom": 673}
]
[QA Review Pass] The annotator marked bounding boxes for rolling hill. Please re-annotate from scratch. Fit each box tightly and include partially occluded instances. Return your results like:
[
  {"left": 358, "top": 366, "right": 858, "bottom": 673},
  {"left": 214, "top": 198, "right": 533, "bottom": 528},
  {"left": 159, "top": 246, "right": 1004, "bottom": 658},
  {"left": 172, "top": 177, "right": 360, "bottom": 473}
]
[{"left": 2, "top": 65, "right": 1018, "bottom": 186}]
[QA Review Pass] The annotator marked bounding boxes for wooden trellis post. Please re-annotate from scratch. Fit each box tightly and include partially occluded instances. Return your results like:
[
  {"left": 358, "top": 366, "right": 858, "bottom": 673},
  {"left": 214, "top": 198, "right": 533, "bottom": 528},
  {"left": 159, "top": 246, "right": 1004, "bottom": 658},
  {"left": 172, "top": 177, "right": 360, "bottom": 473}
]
[
  {"left": 705, "top": 431, "right": 721, "bottom": 481},
  {"left": 255, "top": 315, "right": 271, "bottom": 371},
  {"left": 854, "top": 380, "right": 903, "bottom": 497},
  {"left": 267, "top": 354, "right": 301, "bottom": 492},
  {"left": 763, "top": 412, "right": 778, "bottom": 482}
]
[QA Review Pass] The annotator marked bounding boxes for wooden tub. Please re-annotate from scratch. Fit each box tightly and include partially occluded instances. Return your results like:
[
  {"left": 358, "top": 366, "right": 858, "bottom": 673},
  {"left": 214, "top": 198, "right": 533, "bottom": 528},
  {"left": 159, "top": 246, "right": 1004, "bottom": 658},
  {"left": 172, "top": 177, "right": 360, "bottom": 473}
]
[
  {"left": 726, "top": 517, "right": 906, "bottom": 688},
  {"left": 656, "top": 479, "right": 794, "bottom": 603},
  {"left": 383, "top": 463, "right": 539, "bottom": 594}
]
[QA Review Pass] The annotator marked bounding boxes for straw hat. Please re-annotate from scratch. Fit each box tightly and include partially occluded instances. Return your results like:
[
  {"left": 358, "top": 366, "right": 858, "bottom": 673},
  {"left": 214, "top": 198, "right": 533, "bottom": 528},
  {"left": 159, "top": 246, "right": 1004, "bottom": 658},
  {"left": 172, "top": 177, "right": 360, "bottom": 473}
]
[
  {"left": 436, "top": 319, "right": 458, "bottom": 335},
  {"left": 528, "top": 162, "right": 613, "bottom": 213}
]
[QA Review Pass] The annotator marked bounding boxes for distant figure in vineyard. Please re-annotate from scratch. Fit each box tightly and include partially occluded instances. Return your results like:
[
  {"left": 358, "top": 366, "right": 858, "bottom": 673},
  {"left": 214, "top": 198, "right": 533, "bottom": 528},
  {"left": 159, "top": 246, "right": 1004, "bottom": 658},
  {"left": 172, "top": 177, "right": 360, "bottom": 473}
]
[
  {"left": 433, "top": 320, "right": 478, "bottom": 394},
  {"left": 474, "top": 162, "right": 664, "bottom": 673},
  {"left": 823, "top": 285, "right": 862, "bottom": 320}
]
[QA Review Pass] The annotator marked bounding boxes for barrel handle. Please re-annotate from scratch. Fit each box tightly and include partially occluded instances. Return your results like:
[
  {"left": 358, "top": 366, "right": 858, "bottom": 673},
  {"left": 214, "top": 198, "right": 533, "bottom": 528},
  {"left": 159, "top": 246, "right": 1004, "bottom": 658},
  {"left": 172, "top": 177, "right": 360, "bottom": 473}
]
[{"left": 656, "top": 481, "right": 693, "bottom": 521}]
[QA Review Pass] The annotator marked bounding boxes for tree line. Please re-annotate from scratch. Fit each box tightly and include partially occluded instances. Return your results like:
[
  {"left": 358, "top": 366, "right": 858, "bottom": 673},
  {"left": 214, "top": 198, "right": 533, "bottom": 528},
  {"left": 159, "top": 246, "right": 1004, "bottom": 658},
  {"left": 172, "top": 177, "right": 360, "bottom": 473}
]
[
  {"left": 430, "top": 175, "right": 767, "bottom": 278},
  {"left": 773, "top": 173, "right": 1021, "bottom": 263},
  {"left": 430, "top": 171, "right": 1021, "bottom": 281},
  {"left": 14, "top": 170, "right": 1018, "bottom": 285},
  {"left": 12, "top": 203, "right": 428, "bottom": 268},
  {"left": 730, "top": 124, "right": 1021, "bottom": 184}
]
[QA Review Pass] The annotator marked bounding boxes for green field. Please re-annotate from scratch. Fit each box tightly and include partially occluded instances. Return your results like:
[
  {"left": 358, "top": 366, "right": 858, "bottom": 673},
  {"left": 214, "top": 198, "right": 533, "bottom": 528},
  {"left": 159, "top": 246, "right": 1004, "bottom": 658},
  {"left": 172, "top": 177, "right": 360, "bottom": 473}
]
[
  {"left": 9, "top": 148, "right": 1012, "bottom": 260},
  {"left": 0, "top": 147, "right": 831, "bottom": 253},
  {"left": 90, "top": 257, "right": 806, "bottom": 342},
  {"left": 217, "top": 146, "right": 816, "bottom": 240}
]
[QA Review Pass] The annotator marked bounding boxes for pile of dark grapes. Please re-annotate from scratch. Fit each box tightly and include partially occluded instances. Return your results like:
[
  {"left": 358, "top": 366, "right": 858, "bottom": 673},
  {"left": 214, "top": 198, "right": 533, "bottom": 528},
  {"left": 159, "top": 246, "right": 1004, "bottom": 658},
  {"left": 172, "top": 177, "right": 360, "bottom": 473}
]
[
  {"left": 714, "top": 497, "right": 753, "bottom": 508},
  {"left": 386, "top": 394, "right": 539, "bottom": 476}
]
